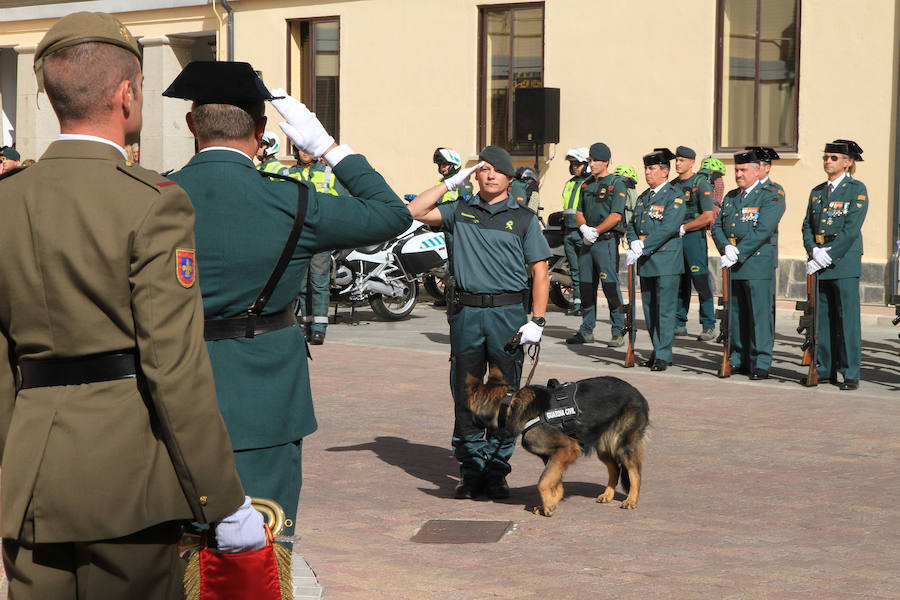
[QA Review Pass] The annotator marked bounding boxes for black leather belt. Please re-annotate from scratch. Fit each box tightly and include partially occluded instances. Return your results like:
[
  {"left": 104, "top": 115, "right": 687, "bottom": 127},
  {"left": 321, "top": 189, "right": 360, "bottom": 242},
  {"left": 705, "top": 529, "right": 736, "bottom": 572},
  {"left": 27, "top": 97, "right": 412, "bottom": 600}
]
[
  {"left": 457, "top": 291, "right": 527, "bottom": 308},
  {"left": 19, "top": 351, "right": 137, "bottom": 389},
  {"left": 815, "top": 234, "right": 837, "bottom": 244},
  {"left": 204, "top": 307, "right": 297, "bottom": 341}
]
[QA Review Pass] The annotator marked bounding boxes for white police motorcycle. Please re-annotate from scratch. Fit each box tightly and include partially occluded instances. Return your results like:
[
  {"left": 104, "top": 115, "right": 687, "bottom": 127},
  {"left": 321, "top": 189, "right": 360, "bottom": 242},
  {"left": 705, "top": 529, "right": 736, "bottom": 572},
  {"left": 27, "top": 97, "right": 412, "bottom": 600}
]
[{"left": 331, "top": 221, "right": 447, "bottom": 320}]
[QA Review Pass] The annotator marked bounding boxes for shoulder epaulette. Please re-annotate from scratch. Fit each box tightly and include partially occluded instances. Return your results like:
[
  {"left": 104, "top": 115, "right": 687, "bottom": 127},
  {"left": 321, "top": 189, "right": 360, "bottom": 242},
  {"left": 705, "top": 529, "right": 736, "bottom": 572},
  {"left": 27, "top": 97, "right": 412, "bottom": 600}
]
[{"left": 116, "top": 163, "right": 176, "bottom": 193}]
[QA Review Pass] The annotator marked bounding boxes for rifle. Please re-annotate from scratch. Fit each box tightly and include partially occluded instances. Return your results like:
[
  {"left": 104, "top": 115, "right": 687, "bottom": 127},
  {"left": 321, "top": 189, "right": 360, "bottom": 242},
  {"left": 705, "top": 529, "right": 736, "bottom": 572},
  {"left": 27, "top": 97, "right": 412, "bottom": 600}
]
[
  {"left": 715, "top": 266, "right": 732, "bottom": 378},
  {"left": 622, "top": 263, "right": 636, "bottom": 367},
  {"left": 795, "top": 273, "right": 819, "bottom": 386}
]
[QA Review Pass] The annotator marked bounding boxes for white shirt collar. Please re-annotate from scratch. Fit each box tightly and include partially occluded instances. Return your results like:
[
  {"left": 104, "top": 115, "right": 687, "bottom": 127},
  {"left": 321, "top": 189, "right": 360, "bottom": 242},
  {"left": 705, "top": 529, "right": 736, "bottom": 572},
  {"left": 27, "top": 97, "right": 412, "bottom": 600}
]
[
  {"left": 199, "top": 146, "right": 253, "bottom": 162},
  {"left": 57, "top": 134, "right": 128, "bottom": 160},
  {"left": 651, "top": 181, "right": 667, "bottom": 195},
  {"left": 828, "top": 173, "right": 847, "bottom": 190},
  {"left": 741, "top": 180, "right": 759, "bottom": 196},
  {"left": 760, "top": 176, "right": 770, "bottom": 184}
]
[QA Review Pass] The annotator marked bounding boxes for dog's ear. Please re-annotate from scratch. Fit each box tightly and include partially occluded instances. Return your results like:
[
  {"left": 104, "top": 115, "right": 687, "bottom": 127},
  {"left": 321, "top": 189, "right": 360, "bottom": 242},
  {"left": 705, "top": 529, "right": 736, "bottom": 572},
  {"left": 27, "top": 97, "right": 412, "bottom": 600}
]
[{"left": 486, "top": 366, "right": 505, "bottom": 386}]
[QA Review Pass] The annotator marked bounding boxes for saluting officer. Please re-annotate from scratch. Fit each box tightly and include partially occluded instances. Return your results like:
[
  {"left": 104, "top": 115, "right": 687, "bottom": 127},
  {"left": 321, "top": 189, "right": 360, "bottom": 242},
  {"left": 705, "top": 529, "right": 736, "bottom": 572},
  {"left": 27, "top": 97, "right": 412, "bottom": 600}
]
[
  {"left": 801, "top": 140, "right": 868, "bottom": 390},
  {"left": 626, "top": 148, "right": 686, "bottom": 371},
  {"left": 712, "top": 149, "right": 785, "bottom": 380},
  {"left": 0, "top": 14, "right": 259, "bottom": 598},
  {"left": 566, "top": 142, "right": 628, "bottom": 347},
  {"left": 164, "top": 61, "right": 412, "bottom": 538},
  {"left": 561, "top": 147, "right": 591, "bottom": 316},
  {"left": 408, "top": 146, "right": 551, "bottom": 501},
  {"left": 671, "top": 145, "right": 717, "bottom": 341}
]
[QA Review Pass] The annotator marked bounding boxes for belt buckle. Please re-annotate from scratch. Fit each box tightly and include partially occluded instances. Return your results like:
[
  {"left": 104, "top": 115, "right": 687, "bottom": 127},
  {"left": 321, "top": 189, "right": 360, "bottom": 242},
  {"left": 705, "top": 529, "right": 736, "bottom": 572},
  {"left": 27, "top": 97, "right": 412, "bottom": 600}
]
[
  {"left": 815, "top": 234, "right": 824, "bottom": 244},
  {"left": 728, "top": 236, "right": 736, "bottom": 245},
  {"left": 639, "top": 235, "right": 647, "bottom": 241}
]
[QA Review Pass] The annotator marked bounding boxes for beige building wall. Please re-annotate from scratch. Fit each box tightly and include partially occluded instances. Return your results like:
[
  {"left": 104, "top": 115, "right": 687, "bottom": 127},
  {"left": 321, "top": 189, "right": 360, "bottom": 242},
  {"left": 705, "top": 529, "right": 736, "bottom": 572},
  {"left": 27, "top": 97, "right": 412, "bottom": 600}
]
[{"left": 0, "top": 0, "right": 896, "bottom": 297}]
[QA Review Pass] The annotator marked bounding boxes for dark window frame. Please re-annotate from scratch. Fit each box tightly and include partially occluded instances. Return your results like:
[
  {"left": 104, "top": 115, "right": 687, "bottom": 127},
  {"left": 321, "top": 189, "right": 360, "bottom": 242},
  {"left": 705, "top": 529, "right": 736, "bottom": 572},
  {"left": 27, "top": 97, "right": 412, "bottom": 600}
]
[
  {"left": 477, "top": 1, "right": 545, "bottom": 154},
  {"left": 713, "top": 0, "right": 801, "bottom": 153},
  {"left": 286, "top": 16, "right": 341, "bottom": 142}
]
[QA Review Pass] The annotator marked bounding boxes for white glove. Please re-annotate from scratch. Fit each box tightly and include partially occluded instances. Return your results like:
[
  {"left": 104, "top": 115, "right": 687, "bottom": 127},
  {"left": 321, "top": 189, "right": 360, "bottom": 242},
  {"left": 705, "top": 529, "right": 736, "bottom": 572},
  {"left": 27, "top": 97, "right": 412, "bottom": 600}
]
[
  {"left": 721, "top": 254, "right": 737, "bottom": 269},
  {"left": 630, "top": 240, "right": 644, "bottom": 254},
  {"left": 271, "top": 89, "right": 335, "bottom": 158},
  {"left": 679, "top": 225, "right": 686, "bottom": 238},
  {"left": 724, "top": 245, "right": 740, "bottom": 262},
  {"left": 579, "top": 224, "right": 599, "bottom": 245},
  {"left": 811, "top": 246, "right": 832, "bottom": 267},
  {"left": 214, "top": 496, "right": 267, "bottom": 554},
  {"left": 445, "top": 162, "right": 483, "bottom": 191},
  {"left": 806, "top": 259, "right": 824, "bottom": 275},
  {"left": 518, "top": 320, "right": 543, "bottom": 344},
  {"left": 626, "top": 249, "right": 640, "bottom": 266}
]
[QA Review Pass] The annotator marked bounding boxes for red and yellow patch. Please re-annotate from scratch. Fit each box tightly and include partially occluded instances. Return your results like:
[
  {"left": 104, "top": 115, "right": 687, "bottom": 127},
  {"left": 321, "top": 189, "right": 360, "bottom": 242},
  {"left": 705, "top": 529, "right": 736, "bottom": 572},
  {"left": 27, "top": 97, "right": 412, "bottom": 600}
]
[
  {"left": 157, "top": 180, "right": 176, "bottom": 187},
  {"left": 176, "top": 248, "right": 196, "bottom": 288}
]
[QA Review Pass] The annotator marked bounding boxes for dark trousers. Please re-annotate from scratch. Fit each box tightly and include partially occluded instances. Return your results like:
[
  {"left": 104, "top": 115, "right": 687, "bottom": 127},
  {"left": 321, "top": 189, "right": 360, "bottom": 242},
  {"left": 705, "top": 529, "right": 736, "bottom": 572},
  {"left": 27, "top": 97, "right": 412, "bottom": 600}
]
[
  {"left": 4, "top": 503, "right": 186, "bottom": 600},
  {"left": 817, "top": 277, "right": 862, "bottom": 381},
  {"left": 563, "top": 228, "right": 582, "bottom": 302},
  {"left": 449, "top": 304, "right": 524, "bottom": 480},
  {"left": 730, "top": 278, "right": 775, "bottom": 372},
  {"left": 578, "top": 237, "right": 625, "bottom": 338},
  {"left": 234, "top": 440, "right": 303, "bottom": 538},
  {"left": 640, "top": 274, "right": 679, "bottom": 364}
]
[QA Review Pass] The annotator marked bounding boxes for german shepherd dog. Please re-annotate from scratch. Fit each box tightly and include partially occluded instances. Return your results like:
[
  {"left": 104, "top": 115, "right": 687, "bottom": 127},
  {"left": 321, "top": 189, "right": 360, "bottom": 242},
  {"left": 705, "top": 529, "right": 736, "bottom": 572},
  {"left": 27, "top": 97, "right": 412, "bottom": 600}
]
[{"left": 467, "top": 368, "right": 649, "bottom": 516}]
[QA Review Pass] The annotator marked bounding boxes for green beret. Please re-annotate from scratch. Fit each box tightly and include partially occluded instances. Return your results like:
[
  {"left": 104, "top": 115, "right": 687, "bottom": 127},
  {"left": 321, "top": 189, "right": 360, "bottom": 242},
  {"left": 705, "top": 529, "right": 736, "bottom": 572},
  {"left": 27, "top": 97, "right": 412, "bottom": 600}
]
[
  {"left": 34, "top": 12, "right": 141, "bottom": 91},
  {"left": 675, "top": 145, "right": 696, "bottom": 159},
  {"left": 589, "top": 142, "right": 611, "bottom": 161},
  {"left": 478, "top": 145, "right": 515, "bottom": 178},
  {"left": 1, "top": 148, "right": 20, "bottom": 161}
]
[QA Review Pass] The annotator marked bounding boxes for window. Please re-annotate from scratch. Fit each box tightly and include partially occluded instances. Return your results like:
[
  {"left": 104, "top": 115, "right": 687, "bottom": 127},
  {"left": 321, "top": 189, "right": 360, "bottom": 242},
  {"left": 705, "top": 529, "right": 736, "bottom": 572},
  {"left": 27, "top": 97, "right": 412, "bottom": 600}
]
[
  {"left": 288, "top": 18, "right": 340, "bottom": 141},
  {"left": 715, "top": 0, "right": 800, "bottom": 152},
  {"left": 478, "top": 3, "right": 544, "bottom": 154}
]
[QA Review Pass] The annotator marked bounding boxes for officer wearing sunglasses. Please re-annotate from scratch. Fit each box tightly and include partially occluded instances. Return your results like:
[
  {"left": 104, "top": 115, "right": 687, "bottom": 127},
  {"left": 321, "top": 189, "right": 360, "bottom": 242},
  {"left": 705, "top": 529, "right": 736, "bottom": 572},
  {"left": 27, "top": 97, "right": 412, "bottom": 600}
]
[{"left": 801, "top": 139, "right": 867, "bottom": 390}]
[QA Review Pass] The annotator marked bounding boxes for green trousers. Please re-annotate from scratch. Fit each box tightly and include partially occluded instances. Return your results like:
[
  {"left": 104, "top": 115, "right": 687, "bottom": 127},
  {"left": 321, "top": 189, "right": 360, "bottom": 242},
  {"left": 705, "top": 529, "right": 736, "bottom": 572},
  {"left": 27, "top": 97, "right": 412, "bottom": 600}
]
[
  {"left": 299, "top": 252, "right": 331, "bottom": 334},
  {"left": 817, "top": 277, "right": 862, "bottom": 381},
  {"left": 640, "top": 274, "right": 679, "bottom": 364},
  {"left": 676, "top": 230, "right": 715, "bottom": 329},
  {"left": 578, "top": 237, "right": 624, "bottom": 338},
  {"left": 730, "top": 278, "right": 775, "bottom": 372},
  {"left": 449, "top": 304, "right": 524, "bottom": 480},
  {"left": 233, "top": 440, "right": 303, "bottom": 538},
  {"left": 563, "top": 228, "right": 582, "bottom": 303},
  {"left": 4, "top": 504, "right": 185, "bottom": 600}
]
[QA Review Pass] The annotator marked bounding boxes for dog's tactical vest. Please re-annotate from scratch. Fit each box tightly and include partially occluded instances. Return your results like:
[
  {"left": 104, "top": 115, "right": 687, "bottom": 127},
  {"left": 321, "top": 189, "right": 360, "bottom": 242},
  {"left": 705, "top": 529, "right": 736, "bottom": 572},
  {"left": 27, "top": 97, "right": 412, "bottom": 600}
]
[{"left": 521, "top": 381, "right": 580, "bottom": 438}]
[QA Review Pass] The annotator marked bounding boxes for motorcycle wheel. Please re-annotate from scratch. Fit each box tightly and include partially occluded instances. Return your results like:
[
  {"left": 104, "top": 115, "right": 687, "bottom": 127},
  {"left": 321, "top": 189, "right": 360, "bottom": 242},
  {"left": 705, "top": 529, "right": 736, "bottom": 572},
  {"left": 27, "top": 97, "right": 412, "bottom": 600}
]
[
  {"left": 549, "top": 281, "right": 575, "bottom": 311},
  {"left": 421, "top": 274, "right": 446, "bottom": 301},
  {"left": 370, "top": 281, "right": 419, "bottom": 321}
]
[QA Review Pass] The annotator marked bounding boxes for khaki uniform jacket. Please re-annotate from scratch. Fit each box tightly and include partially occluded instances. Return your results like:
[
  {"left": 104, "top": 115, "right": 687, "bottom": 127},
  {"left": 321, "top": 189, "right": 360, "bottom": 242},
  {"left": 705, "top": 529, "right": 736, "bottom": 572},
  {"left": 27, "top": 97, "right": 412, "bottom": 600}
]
[{"left": 0, "top": 140, "right": 244, "bottom": 543}]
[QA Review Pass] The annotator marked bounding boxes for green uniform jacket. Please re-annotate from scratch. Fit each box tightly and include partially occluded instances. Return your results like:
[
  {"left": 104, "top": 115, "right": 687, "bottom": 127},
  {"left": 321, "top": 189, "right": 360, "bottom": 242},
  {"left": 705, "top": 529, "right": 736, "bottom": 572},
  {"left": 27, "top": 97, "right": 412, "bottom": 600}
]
[
  {"left": 627, "top": 182, "right": 687, "bottom": 277},
  {"left": 712, "top": 184, "right": 785, "bottom": 280},
  {"left": 800, "top": 176, "right": 868, "bottom": 280},
  {"left": 670, "top": 172, "right": 714, "bottom": 223},
  {"left": 0, "top": 141, "right": 244, "bottom": 543},
  {"left": 578, "top": 174, "right": 627, "bottom": 230},
  {"left": 170, "top": 150, "right": 411, "bottom": 450}
]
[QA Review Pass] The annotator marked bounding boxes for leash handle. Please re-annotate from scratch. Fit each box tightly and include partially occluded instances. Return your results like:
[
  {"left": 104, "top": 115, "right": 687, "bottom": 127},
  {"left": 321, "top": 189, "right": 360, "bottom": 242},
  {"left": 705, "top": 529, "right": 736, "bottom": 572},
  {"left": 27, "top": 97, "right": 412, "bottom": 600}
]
[{"left": 504, "top": 331, "right": 522, "bottom": 352}]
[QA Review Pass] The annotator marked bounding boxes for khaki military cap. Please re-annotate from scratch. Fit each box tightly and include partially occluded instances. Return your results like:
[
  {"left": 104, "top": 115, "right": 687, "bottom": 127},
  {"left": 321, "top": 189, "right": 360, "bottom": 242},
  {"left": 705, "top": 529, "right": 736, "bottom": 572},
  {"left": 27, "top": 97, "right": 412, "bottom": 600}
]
[{"left": 34, "top": 12, "right": 141, "bottom": 91}]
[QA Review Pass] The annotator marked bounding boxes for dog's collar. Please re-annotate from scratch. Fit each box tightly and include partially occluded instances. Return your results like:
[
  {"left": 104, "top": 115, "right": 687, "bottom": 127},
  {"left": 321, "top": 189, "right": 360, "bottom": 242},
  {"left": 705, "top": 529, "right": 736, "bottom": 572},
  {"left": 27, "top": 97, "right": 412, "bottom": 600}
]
[
  {"left": 521, "top": 416, "right": 541, "bottom": 435},
  {"left": 497, "top": 389, "right": 515, "bottom": 431}
]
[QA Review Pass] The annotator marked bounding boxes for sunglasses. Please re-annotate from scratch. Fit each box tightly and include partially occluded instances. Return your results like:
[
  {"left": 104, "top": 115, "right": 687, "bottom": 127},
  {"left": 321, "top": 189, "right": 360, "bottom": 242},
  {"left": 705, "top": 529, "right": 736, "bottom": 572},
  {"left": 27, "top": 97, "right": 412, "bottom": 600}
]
[{"left": 823, "top": 154, "right": 843, "bottom": 162}]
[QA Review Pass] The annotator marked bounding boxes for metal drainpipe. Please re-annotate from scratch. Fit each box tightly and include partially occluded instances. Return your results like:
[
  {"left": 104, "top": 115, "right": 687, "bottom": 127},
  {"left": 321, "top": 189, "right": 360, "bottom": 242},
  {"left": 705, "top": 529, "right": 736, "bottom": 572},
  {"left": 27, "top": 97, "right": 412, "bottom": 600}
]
[
  {"left": 220, "top": 0, "right": 235, "bottom": 61},
  {"left": 890, "top": 64, "right": 900, "bottom": 304}
]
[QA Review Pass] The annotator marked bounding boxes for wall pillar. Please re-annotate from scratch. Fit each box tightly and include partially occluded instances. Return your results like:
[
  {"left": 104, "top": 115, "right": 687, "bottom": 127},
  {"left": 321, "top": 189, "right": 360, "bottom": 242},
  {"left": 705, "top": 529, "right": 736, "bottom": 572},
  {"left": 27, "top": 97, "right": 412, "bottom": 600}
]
[
  {"left": 140, "top": 36, "right": 194, "bottom": 173},
  {"left": 14, "top": 45, "right": 59, "bottom": 162}
]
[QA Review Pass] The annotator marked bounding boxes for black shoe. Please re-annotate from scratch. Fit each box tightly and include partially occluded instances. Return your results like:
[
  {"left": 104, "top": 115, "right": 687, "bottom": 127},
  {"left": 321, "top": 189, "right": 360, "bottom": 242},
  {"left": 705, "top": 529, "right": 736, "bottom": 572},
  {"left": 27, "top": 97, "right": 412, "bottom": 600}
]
[
  {"left": 309, "top": 330, "right": 325, "bottom": 345},
  {"left": 640, "top": 355, "right": 656, "bottom": 368},
  {"left": 433, "top": 298, "right": 447, "bottom": 307},
  {"left": 749, "top": 369, "right": 769, "bottom": 380},
  {"left": 839, "top": 379, "right": 859, "bottom": 391},
  {"left": 454, "top": 478, "right": 483, "bottom": 500},
  {"left": 485, "top": 475, "right": 510, "bottom": 500},
  {"left": 650, "top": 359, "right": 667, "bottom": 372},
  {"left": 566, "top": 306, "right": 584, "bottom": 317},
  {"left": 733, "top": 365, "right": 749, "bottom": 375}
]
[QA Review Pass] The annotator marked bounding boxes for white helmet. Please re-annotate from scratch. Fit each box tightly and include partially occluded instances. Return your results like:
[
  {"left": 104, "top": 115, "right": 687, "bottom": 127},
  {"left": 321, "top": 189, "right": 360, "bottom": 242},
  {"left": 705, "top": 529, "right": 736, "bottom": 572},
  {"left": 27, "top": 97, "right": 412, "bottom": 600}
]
[
  {"left": 433, "top": 147, "right": 462, "bottom": 175},
  {"left": 565, "top": 147, "right": 589, "bottom": 164},
  {"left": 261, "top": 130, "right": 280, "bottom": 157}
]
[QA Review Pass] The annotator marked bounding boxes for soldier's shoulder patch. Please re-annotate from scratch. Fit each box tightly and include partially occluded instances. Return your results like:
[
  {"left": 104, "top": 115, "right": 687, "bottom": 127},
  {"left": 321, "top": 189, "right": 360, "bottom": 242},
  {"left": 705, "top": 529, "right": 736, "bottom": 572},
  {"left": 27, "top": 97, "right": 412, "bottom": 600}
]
[
  {"left": 857, "top": 194, "right": 866, "bottom": 201},
  {"left": 176, "top": 248, "right": 196, "bottom": 288},
  {"left": 619, "top": 192, "right": 625, "bottom": 197},
  {"left": 703, "top": 191, "right": 711, "bottom": 195},
  {"left": 777, "top": 189, "right": 785, "bottom": 195},
  {"left": 157, "top": 180, "right": 177, "bottom": 187}
]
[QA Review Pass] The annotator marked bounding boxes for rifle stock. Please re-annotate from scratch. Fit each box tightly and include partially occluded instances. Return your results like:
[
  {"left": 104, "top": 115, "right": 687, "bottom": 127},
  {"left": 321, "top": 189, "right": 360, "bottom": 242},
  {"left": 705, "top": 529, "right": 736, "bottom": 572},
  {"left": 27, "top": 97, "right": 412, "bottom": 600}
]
[
  {"left": 623, "top": 263, "right": 636, "bottom": 367},
  {"left": 716, "top": 267, "right": 732, "bottom": 378},
  {"left": 804, "top": 273, "right": 818, "bottom": 386}
]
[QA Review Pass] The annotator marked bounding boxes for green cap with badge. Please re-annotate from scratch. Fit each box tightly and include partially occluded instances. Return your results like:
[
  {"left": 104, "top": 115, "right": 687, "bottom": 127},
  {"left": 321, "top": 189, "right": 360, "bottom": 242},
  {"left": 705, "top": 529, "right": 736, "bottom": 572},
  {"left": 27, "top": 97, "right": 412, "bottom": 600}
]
[
  {"left": 34, "top": 12, "right": 142, "bottom": 92},
  {"left": 675, "top": 145, "right": 696, "bottom": 159},
  {"left": 589, "top": 142, "right": 611, "bottom": 161},
  {"left": 478, "top": 145, "right": 515, "bottom": 178}
]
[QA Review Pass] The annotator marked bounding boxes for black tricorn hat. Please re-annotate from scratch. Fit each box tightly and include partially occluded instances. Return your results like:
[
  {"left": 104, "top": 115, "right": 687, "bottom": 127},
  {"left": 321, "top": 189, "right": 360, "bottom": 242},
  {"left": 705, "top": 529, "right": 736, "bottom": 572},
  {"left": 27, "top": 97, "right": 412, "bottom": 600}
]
[
  {"left": 733, "top": 149, "right": 762, "bottom": 164},
  {"left": 744, "top": 146, "right": 780, "bottom": 162},
  {"left": 826, "top": 139, "right": 863, "bottom": 161},
  {"left": 643, "top": 147, "right": 676, "bottom": 166},
  {"left": 162, "top": 61, "right": 283, "bottom": 106}
]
